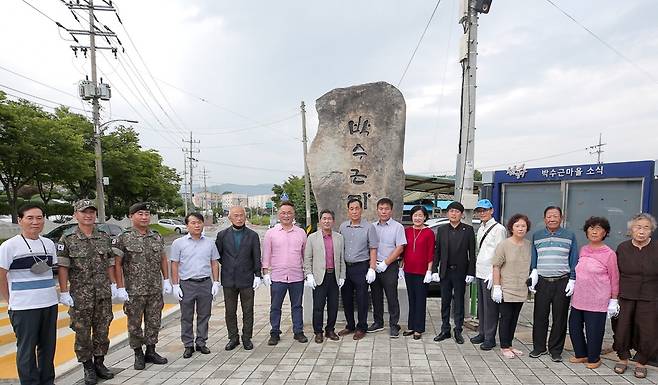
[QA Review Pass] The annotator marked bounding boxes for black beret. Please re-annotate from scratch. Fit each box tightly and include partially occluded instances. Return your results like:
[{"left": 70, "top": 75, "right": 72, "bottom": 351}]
[
  {"left": 447, "top": 201, "right": 465, "bottom": 213},
  {"left": 129, "top": 202, "right": 150, "bottom": 215}
]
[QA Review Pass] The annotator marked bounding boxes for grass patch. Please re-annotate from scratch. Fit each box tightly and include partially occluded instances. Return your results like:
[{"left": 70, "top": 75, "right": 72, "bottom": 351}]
[{"left": 149, "top": 224, "right": 175, "bottom": 236}]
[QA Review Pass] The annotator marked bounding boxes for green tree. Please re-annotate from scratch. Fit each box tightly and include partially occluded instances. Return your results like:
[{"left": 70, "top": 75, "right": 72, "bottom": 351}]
[
  {"left": 271, "top": 175, "right": 317, "bottom": 228},
  {"left": 0, "top": 93, "right": 55, "bottom": 221}
]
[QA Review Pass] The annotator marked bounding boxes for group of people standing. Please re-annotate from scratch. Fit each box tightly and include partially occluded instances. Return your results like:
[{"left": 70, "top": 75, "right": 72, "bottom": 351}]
[
  {"left": 0, "top": 196, "right": 655, "bottom": 385},
  {"left": 465, "top": 202, "right": 657, "bottom": 379}
]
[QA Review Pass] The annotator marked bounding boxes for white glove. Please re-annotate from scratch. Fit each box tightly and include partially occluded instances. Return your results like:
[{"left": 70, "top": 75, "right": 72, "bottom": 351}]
[
  {"left": 484, "top": 273, "right": 493, "bottom": 290},
  {"left": 111, "top": 283, "right": 119, "bottom": 299},
  {"left": 365, "top": 268, "right": 376, "bottom": 284},
  {"left": 59, "top": 291, "right": 74, "bottom": 307},
  {"left": 492, "top": 285, "right": 503, "bottom": 303},
  {"left": 465, "top": 275, "right": 475, "bottom": 284},
  {"left": 423, "top": 271, "right": 432, "bottom": 284},
  {"left": 338, "top": 278, "right": 345, "bottom": 288},
  {"left": 398, "top": 268, "right": 405, "bottom": 280},
  {"left": 262, "top": 274, "right": 272, "bottom": 287},
  {"left": 172, "top": 284, "right": 183, "bottom": 301},
  {"left": 431, "top": 272, "right": 440, "bottom": 282},
  {"left": 211, "top": 281, "right": 221, "bottom": 298},
  {"left": 162, "top": 279, "right": 173, "bottom": 295},
  {"left": 375, "top": 260, "right": 388, "bottom": 273},
  {"left": 116, "top": 287, "right": 129, "bottom": 302},
  {"left": 529, "top": 269, "right": 538, "bottom": 292},
  {"left": 253, "top": 276, "right": 262, "bottom": 290},
  {"left": 607, "top": 299, "right": 620, "bottom": 318},
  {"left": 305, "top": 274, "right": 317, "bottom": 289},
  {"left": 565, "top": 279, "right": 575, "bottom": 297}
]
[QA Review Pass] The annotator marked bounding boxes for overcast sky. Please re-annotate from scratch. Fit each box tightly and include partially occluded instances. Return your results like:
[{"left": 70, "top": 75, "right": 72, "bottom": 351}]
[{"left": 1, "top": 0, "right": 657, "bottom": 187}]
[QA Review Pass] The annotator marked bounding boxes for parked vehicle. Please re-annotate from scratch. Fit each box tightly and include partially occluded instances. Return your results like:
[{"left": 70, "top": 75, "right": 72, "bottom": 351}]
[{"left": 157, "top": 219, "right": 188, "bottom": 234}]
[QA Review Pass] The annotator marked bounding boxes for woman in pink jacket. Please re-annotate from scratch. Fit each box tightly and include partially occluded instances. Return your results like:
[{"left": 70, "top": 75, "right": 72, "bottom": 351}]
[{"left": 568, "top": 216, "right": 619, "bottom": 369}]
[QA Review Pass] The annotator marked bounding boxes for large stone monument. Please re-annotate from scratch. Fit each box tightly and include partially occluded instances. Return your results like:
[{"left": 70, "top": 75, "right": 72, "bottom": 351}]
[{"left": 307, "top": 81, "right": 406, "bottom": 226}]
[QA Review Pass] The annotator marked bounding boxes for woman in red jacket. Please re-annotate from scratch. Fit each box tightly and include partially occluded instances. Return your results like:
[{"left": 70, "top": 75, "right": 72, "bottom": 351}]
[{"left": 401, "top": 206, "right": 435, "bottom": 339}]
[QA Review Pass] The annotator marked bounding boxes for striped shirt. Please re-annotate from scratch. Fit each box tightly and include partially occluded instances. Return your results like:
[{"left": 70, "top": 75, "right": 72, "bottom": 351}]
[
  {"left": 530, "top": 227, "right": 578, "bottom": 279},
  {"left": 0, "top": 234, "right": 58, "bottom": 310}
]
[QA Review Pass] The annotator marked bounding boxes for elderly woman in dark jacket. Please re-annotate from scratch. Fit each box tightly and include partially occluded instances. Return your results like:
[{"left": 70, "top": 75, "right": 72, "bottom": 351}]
[{"left": 612, "top": 213, "right": 658, "bottom": 379}]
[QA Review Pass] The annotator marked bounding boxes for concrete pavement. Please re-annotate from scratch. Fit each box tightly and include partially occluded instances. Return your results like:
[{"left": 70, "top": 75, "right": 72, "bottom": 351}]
[{"left": 56, "top": 285, "right": 656, "bottom": 385}]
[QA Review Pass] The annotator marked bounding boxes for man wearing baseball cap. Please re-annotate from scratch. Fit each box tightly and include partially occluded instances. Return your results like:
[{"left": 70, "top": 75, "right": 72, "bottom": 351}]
[
  {"left": 470, "top": 199, "right": 507, "bottom": 350},
  {"left": 57, "top": 199, "right": 120, "bottom": 384},
  {"left": 432, "top": 201, "right": 476, "bottom": 344}
]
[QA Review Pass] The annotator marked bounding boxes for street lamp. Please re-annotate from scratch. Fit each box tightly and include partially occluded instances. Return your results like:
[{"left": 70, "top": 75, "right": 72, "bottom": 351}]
[{"left": 94, "top": 119, "right": 138, "bottom": 223}]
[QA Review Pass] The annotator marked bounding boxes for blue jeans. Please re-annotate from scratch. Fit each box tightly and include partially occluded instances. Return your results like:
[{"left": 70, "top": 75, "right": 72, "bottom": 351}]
[{"left": 270, "top": 281, "right": 304, "bottom": 336}]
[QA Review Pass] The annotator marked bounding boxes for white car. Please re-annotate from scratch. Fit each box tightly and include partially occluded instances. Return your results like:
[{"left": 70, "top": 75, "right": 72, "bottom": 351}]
[{"left": 158, "top": 219, "right": 188, "bottom": 234}]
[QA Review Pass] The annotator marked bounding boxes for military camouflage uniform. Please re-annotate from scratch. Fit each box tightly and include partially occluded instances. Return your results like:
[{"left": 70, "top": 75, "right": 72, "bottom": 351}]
[
  {"left": 57, "top": 227, "right": 115, "bottom": 362},
  {"left": 114, "top": 227, "right": 165, "bottom": 349}
]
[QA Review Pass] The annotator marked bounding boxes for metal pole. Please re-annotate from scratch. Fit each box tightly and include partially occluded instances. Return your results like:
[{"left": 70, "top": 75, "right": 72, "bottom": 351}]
[
  {"left": 89, "top": 0, "right": 106, "bottom": 223},
  {"left": 301, "top": 101, "right": 312, "bottom": 230},
  {"left": 183, "top": 155, "right": 188, "bottom": 216},
  {"left": 189, "top": 132, "right": 194, "bottom": 210}
]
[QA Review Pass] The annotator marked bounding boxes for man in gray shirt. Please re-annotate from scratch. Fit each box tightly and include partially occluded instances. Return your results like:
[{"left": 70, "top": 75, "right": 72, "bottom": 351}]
[
  {"left": 370, "top": 198, "right": 406, "bottom": 337},
  {"left": 170, "top": 213, "right": 221, "bottom": 359},
  {"left": 337, "top": 198, "right": 378, "bottom": 341}
]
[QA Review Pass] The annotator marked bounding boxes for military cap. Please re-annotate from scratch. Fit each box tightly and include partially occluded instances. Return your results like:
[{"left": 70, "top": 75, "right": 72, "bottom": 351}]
[
  {"left": 129, "top": 202, "right": 150, "bottom": 215},
  {"left": 74, "top": 199, "right": 97, "bottom": 212}
]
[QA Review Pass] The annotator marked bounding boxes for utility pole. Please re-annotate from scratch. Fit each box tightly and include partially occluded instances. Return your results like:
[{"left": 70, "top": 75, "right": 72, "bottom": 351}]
[
  {"left": 301, "top": 101, "right": 312, "bottom": 230},
  {"left": 64, "top": 0, "right": 117, "bottom": 223},
  {"left": 183, "top": 132, "right": 200, "bottom": 211},
  {"left": 588, "top": 133, "right": 606, "bottom": 164},
  {"left": 454, "top": 0, "right": 480, "bottom": 215},
  {"left": 183, "top": 155, "right": 188, "bottom": 216},
  {"left": 201, "top": 167, "right": 209, "bottom": 212}
]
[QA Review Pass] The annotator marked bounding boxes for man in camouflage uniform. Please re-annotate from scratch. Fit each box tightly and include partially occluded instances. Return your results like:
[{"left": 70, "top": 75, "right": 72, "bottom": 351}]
[
  {"left": 114, "top": 202, "right": 172, "bottom": 370},
  {"left": 57, "top": 200, "right": 118, "bottom": 385}
]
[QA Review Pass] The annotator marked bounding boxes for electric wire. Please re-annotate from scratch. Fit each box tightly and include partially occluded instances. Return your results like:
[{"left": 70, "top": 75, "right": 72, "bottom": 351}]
[{"left": 398, "top": 0, "right": 443, "bottom": 87}]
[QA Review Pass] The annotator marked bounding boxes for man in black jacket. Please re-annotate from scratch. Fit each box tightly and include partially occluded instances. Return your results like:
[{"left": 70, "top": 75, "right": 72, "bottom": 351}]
[
  {"left": 432, "top": 201, "right": 476, "bottom": 344},
  {"left": 215, "top": 206, "right": 262, "bottom": 351}
]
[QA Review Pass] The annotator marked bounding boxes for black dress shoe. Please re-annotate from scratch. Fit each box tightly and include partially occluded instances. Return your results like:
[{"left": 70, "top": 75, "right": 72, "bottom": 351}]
[
  {"left": 242, "top": 338, "right": 254, "bottom": 350},
  {"left": 480, "top": 341, "right": 496, "bottom": 351},
  {"left": 183, "top": 347, "right": 194, "bottom": 359},
  {"left": 294, "top": 333, "right": 308, "bottom": 343},
  {"left": 195, "top": 345, "right": 211, "bottom": 354},
  {"left": 268, "top": 335, "right": 280, "bottom": 346},
  {"left": 454, "top": 332, "right": 465, "bottom": 344},
  {"left": 325, "top": 330, "right": 340, "bottom": 341},
  {"left": 433, "top": 332, "right": 451, "bottom": 342},
  {"left": 225, "top": 338, "right": 240, "bottom": 351},
  {"left": 470, "top": 334, "right": 485, "bottom": 344}
]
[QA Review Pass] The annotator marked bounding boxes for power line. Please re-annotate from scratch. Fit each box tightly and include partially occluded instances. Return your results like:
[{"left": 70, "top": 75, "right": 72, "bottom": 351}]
[
  {"left": 20, "top": 0, "right": 58, "bottom": 25},
  {"left": 0, "top": 83, "right": 89, "bottom": 114},
  {"left": 398, "top": 0, "right": 443, "bottom": 87},
  {"left": 197, "top": 158, "right": 302, "bottom": 174},
  {"left": 543, "top": 0, "right": 658, "bottom": 85},
  {"left": 0, "top": 64, "right": 78, "bottom": 98}
]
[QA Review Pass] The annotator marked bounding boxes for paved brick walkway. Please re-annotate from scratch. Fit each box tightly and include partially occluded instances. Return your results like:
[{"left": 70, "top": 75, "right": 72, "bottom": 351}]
[{"left": 57, "top": 288, "right": 656, "bottom": 385}]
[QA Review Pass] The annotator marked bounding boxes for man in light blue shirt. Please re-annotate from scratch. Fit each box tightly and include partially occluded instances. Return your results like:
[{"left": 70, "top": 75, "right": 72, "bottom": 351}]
[
  {"left": 169, "top": 213, "right": 221, "bottom": 359},
  {"left": 370, "top": 198, "right": 407, "bottom": 337}
]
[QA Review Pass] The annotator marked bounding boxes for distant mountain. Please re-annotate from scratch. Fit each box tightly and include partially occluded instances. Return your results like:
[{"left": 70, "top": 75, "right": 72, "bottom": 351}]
[{"left": 207, "top": 183, "right": 274, "bottom": 196}]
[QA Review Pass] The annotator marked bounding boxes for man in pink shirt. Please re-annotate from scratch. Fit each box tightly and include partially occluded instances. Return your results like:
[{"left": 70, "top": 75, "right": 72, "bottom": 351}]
[{"left": 262, "top": 201, "right": 308, "bottom": 345}]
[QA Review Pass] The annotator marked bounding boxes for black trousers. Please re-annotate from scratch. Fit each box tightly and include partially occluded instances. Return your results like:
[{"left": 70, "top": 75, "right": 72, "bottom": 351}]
[
  {"left": 499, "top": 302, "right": 523, "bottom": 349},
  {"left": 569, "top": 308, "right": 606, "bottom": 363},
  {"left": 312, "top": 271, "right": 339, "bottom": 333},
  {"left": 405, "top": 272, "right": 428, "bottom": 333},
  {"left": 440, "top": 268, "right": 466, "bottom": 333},
  {"left": 223, "top": 286, "right": 255, "bottom": 341},
  {"left": 370, "top": 260, "right": 400, "bottom": 328},
  {"left": 532, "top": 275, "right": 570, "bottom": 355},
  {"left": 342, "top": 261, "right": 369, "bottom": 332},
  {"left": 612, "top": 298, "right": 658, "bottom": 365},
  {"left": 8, "top": 304, "right": 58, "bottom": 385},
  {"left": 476, "top": 277, "right": 499, "bottom": 345}
]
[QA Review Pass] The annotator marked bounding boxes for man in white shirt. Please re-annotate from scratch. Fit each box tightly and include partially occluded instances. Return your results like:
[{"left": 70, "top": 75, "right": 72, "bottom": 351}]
[
  {"left": 470, "top": 199, "right": 507, "bottom": 350},
  {"left": 0, "top": 204, "right": 59, "bottom": 385}
]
